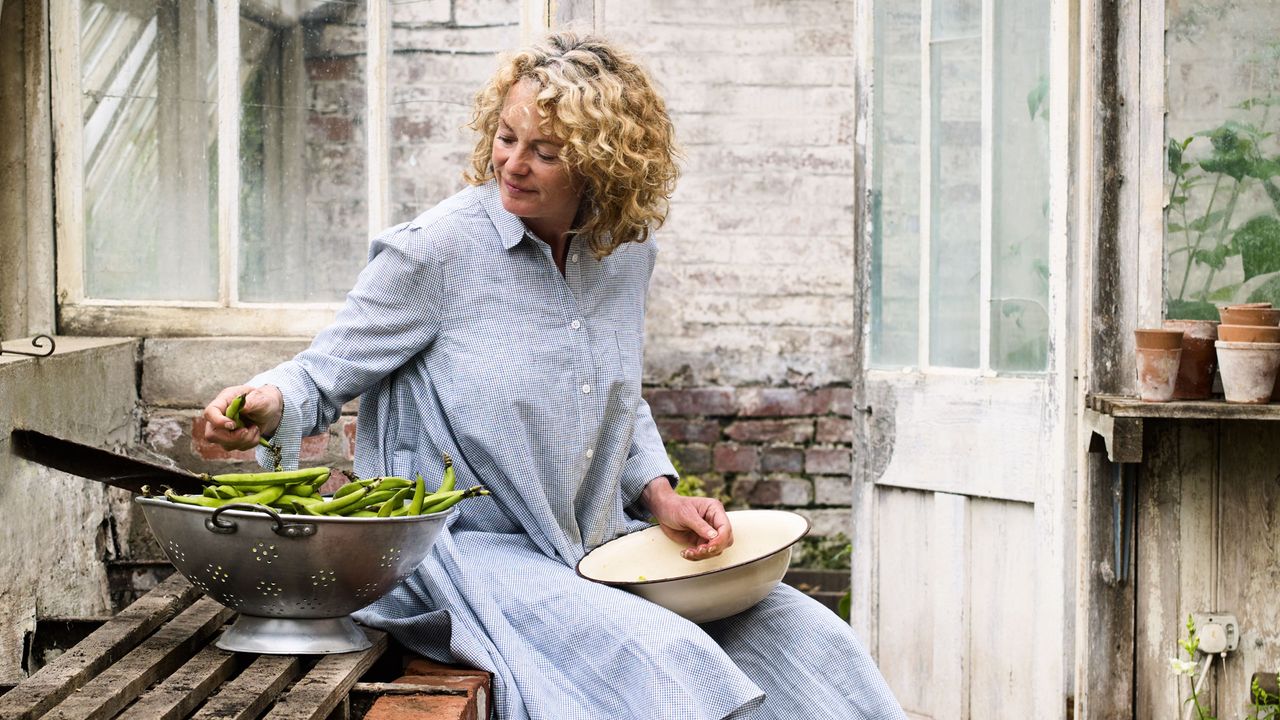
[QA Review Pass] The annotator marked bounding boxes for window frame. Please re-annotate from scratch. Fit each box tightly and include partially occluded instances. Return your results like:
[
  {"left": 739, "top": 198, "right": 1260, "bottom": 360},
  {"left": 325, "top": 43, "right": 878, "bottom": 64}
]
[
  {"left": 52, "top": 0, "right": 555, "bottom": 338},
  {"left": 869, "top": 0, "right": 1057, "bottom": 376}
]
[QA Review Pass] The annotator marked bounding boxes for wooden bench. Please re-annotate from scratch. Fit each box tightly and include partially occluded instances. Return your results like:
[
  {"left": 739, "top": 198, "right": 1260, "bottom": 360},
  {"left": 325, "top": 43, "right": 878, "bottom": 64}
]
[{"left": 0, "top": 574, "right": 491, "bottom": 720}]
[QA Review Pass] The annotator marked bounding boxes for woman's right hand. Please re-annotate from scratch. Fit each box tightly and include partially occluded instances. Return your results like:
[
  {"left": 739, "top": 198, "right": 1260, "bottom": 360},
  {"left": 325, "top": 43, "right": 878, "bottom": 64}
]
[{"left": 202, "top": 384, "right": 284, "bottom": 451}]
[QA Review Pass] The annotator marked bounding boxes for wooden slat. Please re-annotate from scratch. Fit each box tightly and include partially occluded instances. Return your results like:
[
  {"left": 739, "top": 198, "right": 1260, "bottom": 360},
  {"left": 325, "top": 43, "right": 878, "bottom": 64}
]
[
  {"left": 44, "top": 597, "right": 234, "bottom": 720},
  {"left": 1088, "top": 394, "right": 1280, "bottom": 420},
  {"left": 116, "top": 639, "right": 241, "bottom": 720},
  {"left": 0, "top": 573, "right": 199, "bottom": 720},
  {"left": 263, "top": 630, "right": 389, "bottom": 720},
  {"left": 191, "top": 654, "right": 306, "bottom": 720}
]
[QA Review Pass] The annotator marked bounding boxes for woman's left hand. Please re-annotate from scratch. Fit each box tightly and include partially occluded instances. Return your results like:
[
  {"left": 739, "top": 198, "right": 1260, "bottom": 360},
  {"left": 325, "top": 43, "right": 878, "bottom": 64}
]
[{"left": 642, "top": 477, "right": 734, "bottom": 560}]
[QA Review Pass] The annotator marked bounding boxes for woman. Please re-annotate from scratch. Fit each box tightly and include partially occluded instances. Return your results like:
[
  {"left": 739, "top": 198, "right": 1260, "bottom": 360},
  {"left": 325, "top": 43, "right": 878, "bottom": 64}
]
[{"left": 203, "top": 31, "right": 905, "bottom": 720}]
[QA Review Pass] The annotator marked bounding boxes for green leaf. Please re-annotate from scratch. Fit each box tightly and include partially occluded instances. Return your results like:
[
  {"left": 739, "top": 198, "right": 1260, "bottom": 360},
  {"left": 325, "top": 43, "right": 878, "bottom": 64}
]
[
  {"left": 1188, "top": 210, "right": 1228, "bottom": 233},
  {"left": 1026, "top": 75, "right": 1049, "bottom": 121},
  {"left": 1167, "top": 222, "right": 1185, "bottom": 233},
  {"left": 837, "top": 591, "right": 851, "bottom": 622},
  {"left": 1207, "top": 283, "right": 1241, "bottom": 302}
]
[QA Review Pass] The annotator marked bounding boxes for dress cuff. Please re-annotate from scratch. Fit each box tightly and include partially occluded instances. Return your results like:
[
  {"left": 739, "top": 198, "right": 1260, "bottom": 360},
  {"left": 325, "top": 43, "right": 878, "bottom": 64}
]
[
  {"left": 621, "top": 451, "right": 678, "bottom": 517},
  {"left": 248, "top": 370, "right": 305, "bottom": 471}
]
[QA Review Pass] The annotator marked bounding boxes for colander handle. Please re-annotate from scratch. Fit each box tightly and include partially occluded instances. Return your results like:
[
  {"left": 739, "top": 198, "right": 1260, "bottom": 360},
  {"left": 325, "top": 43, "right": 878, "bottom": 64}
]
[{"left": 205, "top": 504, "right": 317, "bottom": 538}]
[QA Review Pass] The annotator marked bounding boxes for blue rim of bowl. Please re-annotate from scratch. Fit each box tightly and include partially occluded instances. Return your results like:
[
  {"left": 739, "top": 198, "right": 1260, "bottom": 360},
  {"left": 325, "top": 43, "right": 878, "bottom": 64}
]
[
  {"left": 134, "top": 495, "right": 455, "bottom": 522},
  {"left": 574, "top": 510, "right": 812, "bottom": 586}
]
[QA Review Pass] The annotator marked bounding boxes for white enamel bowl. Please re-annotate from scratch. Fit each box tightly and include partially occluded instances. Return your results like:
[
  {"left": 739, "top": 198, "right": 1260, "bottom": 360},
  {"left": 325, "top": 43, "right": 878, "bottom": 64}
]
[{"left": 576, "top": 509, "right": 810, "bottom": 623}]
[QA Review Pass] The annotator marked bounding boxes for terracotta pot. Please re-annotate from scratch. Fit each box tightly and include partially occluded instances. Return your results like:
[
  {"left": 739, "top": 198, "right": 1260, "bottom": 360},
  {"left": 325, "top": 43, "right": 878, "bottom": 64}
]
[
  {"left": 1134, "top": 328, "right": 1184, "bottom": 350},
  {"left": 1135, "top": 329, "right": 1183, "bottom": 401},
  {"left": 1227, "top": 302, "right": 1272, "bottom": 308},
  {"left": 1218, "top": 306, "right": 1280, "bottom": 327},
  {"left": 1218, "top": 324, "right": 1280, "bottom": 343},
  {"left": 1162, "top": 319, "right": 1219, "bottom": 400},
  {"left": 1215, "top": 341, "right": 1280, "bottom": 404}
]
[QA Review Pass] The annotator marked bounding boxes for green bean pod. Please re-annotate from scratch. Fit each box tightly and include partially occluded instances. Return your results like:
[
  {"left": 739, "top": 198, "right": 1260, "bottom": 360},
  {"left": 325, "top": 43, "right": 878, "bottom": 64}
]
[
  {"left": 439, "top": 454, "right": 455, "bottom": 493},
  {"left": 333, "top": 478, "right": 376, "bottom": 498},
  {"left": 306, "top": 486, "right": 370, "bottom": 515},
  {"left": 407, "top": 475, "right": 426, "bottom": 515},
  {"left": 235, "top": 485, "right": 286, "bottom": 506},
  {"left": 226, "top": 394, "right": 247, "bottom": 429},
  {"left": 205, "top": 467, "right": 330, "bottom": 487},
  {"left": 377, "top": 487, "right": 413, "bottom": 517},
  {"left": 165, "top": 489, "right": 223, "bottom": 508},
  {"left": 276, "top": 494, "right": 322, "bottom": 508},
  {"left": 337, "top": 489, "right": 398, "bottom": 515},
  {"left": 349, "top": 510, "right": 379, "bottom": 518}
]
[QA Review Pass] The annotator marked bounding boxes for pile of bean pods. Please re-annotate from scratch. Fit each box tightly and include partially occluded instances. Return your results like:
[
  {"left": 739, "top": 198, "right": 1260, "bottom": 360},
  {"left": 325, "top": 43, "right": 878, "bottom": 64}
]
[{"left": 151, "top": 454, "right": 488, "bottom": 518}]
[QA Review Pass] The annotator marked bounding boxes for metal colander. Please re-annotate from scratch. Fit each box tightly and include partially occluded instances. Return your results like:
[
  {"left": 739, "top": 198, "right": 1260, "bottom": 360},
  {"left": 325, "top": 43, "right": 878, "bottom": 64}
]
[{"left": 135, "top": 497, "right": 449, "bottom": 654}]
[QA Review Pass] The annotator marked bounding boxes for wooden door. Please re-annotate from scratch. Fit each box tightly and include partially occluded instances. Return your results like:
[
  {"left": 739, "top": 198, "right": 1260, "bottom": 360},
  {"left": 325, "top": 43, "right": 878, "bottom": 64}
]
[{"left": 853, "top": 0, "right": 1076, "bottom": 717}]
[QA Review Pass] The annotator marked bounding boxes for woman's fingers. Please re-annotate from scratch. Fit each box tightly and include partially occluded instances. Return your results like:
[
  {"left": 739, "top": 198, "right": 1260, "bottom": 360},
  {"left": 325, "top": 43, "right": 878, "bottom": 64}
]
[
  {"left": 677, "top": 498, "right": 734, "bottom": 560},
  {"left": 201, "top": 385, "right": 262, "bottom": 450}
]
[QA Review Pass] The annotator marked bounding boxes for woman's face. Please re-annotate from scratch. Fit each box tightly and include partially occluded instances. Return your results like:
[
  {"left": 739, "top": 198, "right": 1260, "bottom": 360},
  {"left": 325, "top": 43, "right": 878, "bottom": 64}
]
[{"left": 492, "top": 80, "right": 584, "bottom": 238}]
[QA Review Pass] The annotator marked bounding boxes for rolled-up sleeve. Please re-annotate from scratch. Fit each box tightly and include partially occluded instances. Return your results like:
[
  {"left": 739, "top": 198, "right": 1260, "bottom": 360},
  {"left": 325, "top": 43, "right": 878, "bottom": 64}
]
[
  {"left": 250, "top": 224, "right": 445, "bottom": 469},
  {"left": 619, "top": 397, "right": 677, "bottom": 516}
]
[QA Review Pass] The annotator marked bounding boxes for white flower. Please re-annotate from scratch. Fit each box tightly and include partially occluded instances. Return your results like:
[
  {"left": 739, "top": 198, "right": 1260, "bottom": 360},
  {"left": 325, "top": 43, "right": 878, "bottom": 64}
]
[{"left": 1170, "top": 657, "right": 1198, "bottom": 676}]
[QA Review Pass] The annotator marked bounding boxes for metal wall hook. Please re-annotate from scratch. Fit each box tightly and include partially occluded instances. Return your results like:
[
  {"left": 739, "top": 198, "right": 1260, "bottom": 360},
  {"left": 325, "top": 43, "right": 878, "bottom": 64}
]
[{"left": 0, "top": 335, "right": 56, "bottom": 358}]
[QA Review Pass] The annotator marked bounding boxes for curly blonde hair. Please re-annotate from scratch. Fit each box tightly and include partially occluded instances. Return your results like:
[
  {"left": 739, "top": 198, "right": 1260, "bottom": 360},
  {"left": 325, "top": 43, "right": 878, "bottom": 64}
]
[{"left": 465, "top": 31, "right": 681, "bottom": 258}]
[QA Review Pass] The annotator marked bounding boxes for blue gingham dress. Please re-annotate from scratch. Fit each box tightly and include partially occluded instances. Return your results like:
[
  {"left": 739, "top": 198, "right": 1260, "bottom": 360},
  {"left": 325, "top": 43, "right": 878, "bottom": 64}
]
[{"left": 250, "top": 181, "right": 905, "bottom": 720}]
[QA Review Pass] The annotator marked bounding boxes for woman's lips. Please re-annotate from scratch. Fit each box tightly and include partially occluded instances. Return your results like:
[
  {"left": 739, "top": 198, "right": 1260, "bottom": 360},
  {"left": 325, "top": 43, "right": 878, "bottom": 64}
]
[{"left": 504, "top": 180, "right": 533, "bottom": 195}]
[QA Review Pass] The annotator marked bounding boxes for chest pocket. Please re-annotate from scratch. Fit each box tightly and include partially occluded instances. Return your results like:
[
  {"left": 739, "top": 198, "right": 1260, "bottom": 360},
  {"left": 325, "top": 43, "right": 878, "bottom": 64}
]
[{"left": 609, "top": 330, "right": 643, "bottom": 411}]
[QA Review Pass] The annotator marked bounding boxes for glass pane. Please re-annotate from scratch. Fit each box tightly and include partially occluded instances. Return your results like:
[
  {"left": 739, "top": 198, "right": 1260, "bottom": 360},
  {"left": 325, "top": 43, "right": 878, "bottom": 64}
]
[
  {"left": 238, "top": 2, "right": 368, "bottom": 303},
  {"left": 81, "top": 0, "right": 217, "bottom": 301},
  {"left": 1164, "top": 1, "right": 1280, "bottom": 318},
  {"left": 928, "top": 0, "right": 981, "bottom": 368},
  {"left": 990, "top": 0, "right": 1050, "bottom": 371},
  {"left": 388, "top": 1, "right": 521, "bottom": 223},
  {"left": 870, "top": 0, "right": 923, "bottom": 367}
]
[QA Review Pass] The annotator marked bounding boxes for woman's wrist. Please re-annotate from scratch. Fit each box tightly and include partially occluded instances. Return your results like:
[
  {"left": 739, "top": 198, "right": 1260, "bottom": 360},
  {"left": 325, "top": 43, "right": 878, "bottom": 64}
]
[{"left": 641, "top": 476, "right": 677, "bottom": 516}]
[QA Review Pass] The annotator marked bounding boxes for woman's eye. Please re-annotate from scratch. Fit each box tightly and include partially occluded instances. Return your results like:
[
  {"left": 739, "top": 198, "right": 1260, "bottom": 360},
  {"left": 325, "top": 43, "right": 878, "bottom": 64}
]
[
  {"left": 536, "top": 151, "right": 558, "bottom": 162},
  {"left": 497, "top": 135, "right": 515, "bottom": 145}
]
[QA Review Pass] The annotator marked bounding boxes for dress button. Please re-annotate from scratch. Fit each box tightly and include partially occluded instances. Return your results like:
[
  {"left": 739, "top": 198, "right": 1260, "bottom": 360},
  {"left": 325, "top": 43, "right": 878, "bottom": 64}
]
[
  {"left": 586, "top": 447, "right": 594, "bottom": 459},
  {"left": 570, "top": 253, "right": 580, "bottom": 263},
  {"left": 581, "top": 383, "right": 591, "bottom": 394},
  {"left": 570, "top": 319, "right": 581, "bottom": 330}
]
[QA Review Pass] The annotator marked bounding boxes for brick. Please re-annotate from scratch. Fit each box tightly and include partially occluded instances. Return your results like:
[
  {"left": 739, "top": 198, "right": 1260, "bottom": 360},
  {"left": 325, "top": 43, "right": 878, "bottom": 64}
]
[
  {"left": 796, "top": 508, "right": 852, "bottom": 538},
  {"left": 816, "top": 417, "right": 854, "bottom": 444},
  {"left": 734, "top": 477, "right": 812, "bottom": 506},
  {"left": 299, "top": 433, "right": 329, "bottom": 461},
  {"left": 760, "top": 446, "right": 804, "bottom": 473},
  {"left": 670, "top": 444, "right": 711, "bottom": 474},
  {"left": 306, "top": 56, "right": 358, "bottom": 81},
  {"left": 363, "top": 694, "right": 474, "bottom": 720},
  {"left": 656, "top": 418, "right": 721, "bottom": 444},
  {"left": 644, "top": 387, "right": 736, "bottom": 416},
  {"left": 806, "top": 447, "right": 852, "bottom": 475},
  {"left": 343, "top": 417, "right": 358, "bottom": 460},
  {"left": 826, "top": 387, "right": 856, "bottom": 417},
  {"left": 815, "top": 476, "right": 852, "bottom": 505},
  {"left": 309, "top": 115, "right": 355, "bottom": 143},
  {"left": 736, "top": 387, "right": 832, "bottom": 417},
  {"left": 713, "top": 444, "right": 759, "bottom": 474},
  {"left": 724, "top": 419, "right": 814, "bottom": 444}
]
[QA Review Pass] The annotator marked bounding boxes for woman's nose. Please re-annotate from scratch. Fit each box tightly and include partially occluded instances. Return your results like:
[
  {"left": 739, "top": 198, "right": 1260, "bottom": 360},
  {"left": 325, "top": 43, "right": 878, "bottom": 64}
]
[{"left": 505, "top": 147, "right": 531, "bottom": 174}]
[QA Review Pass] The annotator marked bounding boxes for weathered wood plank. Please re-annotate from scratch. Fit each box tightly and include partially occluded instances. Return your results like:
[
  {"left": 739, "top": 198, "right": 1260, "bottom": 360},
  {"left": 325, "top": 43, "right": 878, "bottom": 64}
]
[
  {"left": 191, "top": 654, "right": 306, "bottom": 720},
  {"left": 1084, "top": 407, "right": 1145, "bottom": 463},
  {"left": 116, "top": 639, "right": 240, "bottom": 720},
  {"left": 929, "top": 494, "right": 969, "bottom": 720},
  {"left": 263, "top": 630, "right": 389, "bottom": 720},
  {"left": 44, "top": 597, "right": 234, "bottom": 720},
  {"left": 1216, "top": 422, "right": 1280, "bottom": 714},
  {"left": 1134, "top": 420, "right": 1214, "bottom": 719},
  {"left": 1089, "top": 394, "right": 1280, "bottom": 421},
  {"left": 875, "top": 488, "right": 934, "bottom": 717},
  {"left": 969, "top": 499, "right": 1036, "bottom": 718},
  {"left": 0, "top": 573, "right": 199, "bottom": 720}
]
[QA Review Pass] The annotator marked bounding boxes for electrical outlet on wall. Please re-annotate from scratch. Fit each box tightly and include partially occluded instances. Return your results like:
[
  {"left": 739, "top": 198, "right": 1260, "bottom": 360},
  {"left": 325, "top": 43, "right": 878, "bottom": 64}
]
[{"left": 1193, "top": 613, "right": 1239, "bottom": 654}]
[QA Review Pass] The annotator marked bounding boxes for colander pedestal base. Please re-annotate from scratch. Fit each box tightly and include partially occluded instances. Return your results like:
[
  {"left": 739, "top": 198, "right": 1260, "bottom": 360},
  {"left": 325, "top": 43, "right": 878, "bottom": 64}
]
[{"left": 216, "top": 614, "right": 371, "bottom": 655}]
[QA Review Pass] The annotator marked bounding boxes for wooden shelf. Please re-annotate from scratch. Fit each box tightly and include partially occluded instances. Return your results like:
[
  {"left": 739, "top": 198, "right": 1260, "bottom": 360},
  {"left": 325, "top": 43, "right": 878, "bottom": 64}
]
[{"left": 1085, "top": 394, "right": 1280, "bottom": 463}]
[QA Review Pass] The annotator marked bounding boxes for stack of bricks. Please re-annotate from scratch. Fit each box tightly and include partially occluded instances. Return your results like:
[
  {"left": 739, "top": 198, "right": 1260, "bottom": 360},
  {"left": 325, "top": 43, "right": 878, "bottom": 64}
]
[{"left": 646, "top": 384, "right": 855, "bottom": 542}]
